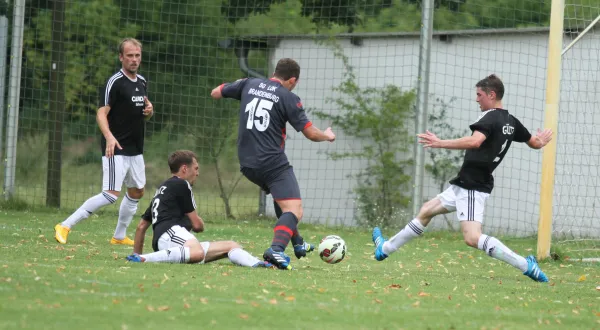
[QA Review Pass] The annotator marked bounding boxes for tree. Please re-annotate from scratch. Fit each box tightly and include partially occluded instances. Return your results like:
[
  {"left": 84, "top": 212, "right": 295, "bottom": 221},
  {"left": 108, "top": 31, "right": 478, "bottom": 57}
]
[
  {"left": 23, "top": 0, "right": 139, "bottom": 125},
  {"left": 223, "top": 0, "right": 394, "bottom": 32},
  {"left": 314, "top": 44, "right": 415, "bottom": 227}
]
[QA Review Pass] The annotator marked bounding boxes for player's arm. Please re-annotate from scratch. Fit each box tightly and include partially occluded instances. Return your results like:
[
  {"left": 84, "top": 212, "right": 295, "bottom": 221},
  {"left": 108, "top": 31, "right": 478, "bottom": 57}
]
[
  {"left": 210, "top": 84, "right": 225, "bottom": 99},
  {"left": 143, "top": 96, "right": 153, "bottom": 121},
  {"left": 526, "top": 128, "right": 552, "bottom": 149},
  {"left": 211, "top": 78, "right": 247, "bottom": 100},
  {"left": 96, "top": 106, "right": 123, "bottom": 157},
  {"left": 133, "top": 205, "right": 153, "bottom": 254},
  {"left": 185, "top": 211, "right": 205, "bottom": 233},
  {"left": 418, "top": 130, "right": 486, "bottom": 149},
  {"left": 133, "top": 218, "right": 151, "bottom": 254},
  {"left": 302, "top": 124, "right": 336, "bottom": 142},
  {"left": 181, "top": 181, "right": 204, "bottom": 232},
  {"left": 287, "top": 97, "right": 335, "bottom": 142}
]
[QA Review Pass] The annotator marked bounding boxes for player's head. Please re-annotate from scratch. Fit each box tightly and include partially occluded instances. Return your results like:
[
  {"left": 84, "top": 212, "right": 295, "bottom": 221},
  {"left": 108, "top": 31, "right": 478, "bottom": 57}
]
[
  {"left": 168, "top": 150, "right": 199, "bottom": 185},
  {"left": 475, "top": 74, "right": 504, "bottom": 110},
  {"left": 119, "top": 38, "right": 142, "bottom": 75},
  {"left": 273, "top": 58, "right": 300, "bottom": 91}
]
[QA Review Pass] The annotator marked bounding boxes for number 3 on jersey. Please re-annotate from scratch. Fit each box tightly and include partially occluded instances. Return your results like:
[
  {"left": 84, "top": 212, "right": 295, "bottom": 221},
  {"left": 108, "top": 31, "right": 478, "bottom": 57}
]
[
  {"left": 245, "top": 97, "right": 273, "bottom": 132},
  {"left": 151, "top": 199, "right": 160, "bottom": 224}
]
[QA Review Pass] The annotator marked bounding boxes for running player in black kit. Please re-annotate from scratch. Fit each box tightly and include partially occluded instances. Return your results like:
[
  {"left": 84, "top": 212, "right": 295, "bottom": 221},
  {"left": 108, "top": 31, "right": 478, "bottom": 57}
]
[
  {"left": 211, "top": 58, "right": 336, "bottom": 269},
  {"left": 372, "top": 74, "right": 553, "bottom": 282}
]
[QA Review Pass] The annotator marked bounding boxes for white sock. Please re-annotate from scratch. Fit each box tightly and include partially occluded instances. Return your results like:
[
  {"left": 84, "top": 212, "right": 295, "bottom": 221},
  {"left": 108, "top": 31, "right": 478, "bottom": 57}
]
[
  {"left": 478, "top": 234, "right": 528, "bottom": 272},
  {"left": 141, "top": 247, "right": 190, "bottom": 263},
  {"left": 113, "top": 194, "right": 139, "bottom": 240},
  {"left": 228, "top": 248, "right": 261, "bottom": 267},
  {"left": 382, "top": 218, "right": 425, "bottom": 255},
  {"left": 62, "top": 192, "right": 117, "bottom": 228}
]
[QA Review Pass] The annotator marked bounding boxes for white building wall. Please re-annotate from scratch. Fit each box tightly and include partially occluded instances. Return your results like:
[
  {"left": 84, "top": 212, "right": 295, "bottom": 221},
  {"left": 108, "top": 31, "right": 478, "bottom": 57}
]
[{"left": 263, "top": 30, "right": 599, "bottom": 238}]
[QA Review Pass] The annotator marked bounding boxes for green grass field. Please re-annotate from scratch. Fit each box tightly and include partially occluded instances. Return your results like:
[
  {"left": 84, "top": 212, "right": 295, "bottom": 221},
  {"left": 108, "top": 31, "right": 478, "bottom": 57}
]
[{"left": 0, "top": 210, "right": 598, "bottom": 330}]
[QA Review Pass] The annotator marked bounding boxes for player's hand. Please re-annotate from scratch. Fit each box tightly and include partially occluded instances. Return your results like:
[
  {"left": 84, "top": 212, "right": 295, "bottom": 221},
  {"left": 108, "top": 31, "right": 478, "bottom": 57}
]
[
  {"left": 324, "top": 127, "right": 336, "bottom": 142},
  {"left": 143, "top": 96, "right": 153, "bottom": 117},
  {"left": 418, "top": 130, "right": 441, "bottom": 148},
  {"left": 535, "top": 128, "right": 552, "bottom": 147},
  {"left": 105, "top": 136, "right": 123, "bottom": 158}
]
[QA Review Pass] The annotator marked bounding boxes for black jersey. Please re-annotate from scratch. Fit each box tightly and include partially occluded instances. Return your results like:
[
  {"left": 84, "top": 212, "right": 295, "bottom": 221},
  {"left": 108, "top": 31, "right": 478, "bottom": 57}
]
[
  {"left": 141, "top": 176, "right": 196, "bottom": 251},
  {"left": 220, "top": 78, "right": 311, "bottom": 169},
  {"left": 99, "top": 70, "right": 148, "bottom": 156},
  {"left": 449, "top": 109, "right": 531, "bottom": 193}
]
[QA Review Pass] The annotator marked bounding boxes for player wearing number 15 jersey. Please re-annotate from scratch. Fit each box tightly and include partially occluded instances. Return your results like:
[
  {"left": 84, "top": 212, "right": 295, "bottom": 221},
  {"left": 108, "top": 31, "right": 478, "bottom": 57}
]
[
  {"left": 372, "top": 74, "right": 554, "bottom": 282},
  {"left": 211, "top": 58, "right": 336, "bottom": 269},
  {"left": 126, "top": 150, "right": 270, "bottom": 267}
]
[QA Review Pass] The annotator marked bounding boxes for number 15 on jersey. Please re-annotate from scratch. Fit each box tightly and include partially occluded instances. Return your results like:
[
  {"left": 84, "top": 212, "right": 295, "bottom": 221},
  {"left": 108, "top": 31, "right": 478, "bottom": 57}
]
[{"left": 245, "top": 97, "right": 273, "bottom": 132}]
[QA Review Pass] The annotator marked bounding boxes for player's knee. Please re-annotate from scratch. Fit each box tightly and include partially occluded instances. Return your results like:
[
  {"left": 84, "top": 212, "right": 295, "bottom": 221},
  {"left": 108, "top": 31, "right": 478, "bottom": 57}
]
[
  {"left": 188, "top": 243, "right": 206, "bottom": 263},
  {"left": 417, "top": 203, "right": 434, "bottom": 221},
  {"left": 463, "top": 234, "right": 479, "bottom": 248},
  {"left": 294, "top": 207, "right": 303, "bottom": 221},
  {"left": 103, "top": 190, "right": 120, "bottom": 202},
  {"left": 228, "top": 241, "right": 242, "bottom": 250},
  {"left": 127, "top": 188, "right": 144, "bottom": 199}
]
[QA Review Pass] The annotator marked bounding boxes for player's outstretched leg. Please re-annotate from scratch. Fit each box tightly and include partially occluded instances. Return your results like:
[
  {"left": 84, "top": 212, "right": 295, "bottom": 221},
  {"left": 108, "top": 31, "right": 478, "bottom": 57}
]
[
  {"left": 372, "top": 219, "right": 425, "bottom": 261},
  {"left": 470, "top": 228, "right": 548, "bottom": 282},
  {"left": 55, "top": 191, "right": 118, "bottom": 244},
  {"left": 127, "top": 246, "right": 191, "bottom": 263},
  {"left": 523, "top": 255, "right": 549, "bottom": 282},
  {"left": 372, "top": 227, "right": 388, "bottom": 261},
  {"left": 227, "top": 246, "right": 273, "bottom": 268}
]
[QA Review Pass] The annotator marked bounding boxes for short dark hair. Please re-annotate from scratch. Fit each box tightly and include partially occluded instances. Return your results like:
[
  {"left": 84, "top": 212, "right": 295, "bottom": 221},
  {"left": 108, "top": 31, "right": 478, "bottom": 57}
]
[
  {"left": 476, "top": 74, "right": 504, "bottom": 100},
  {"left": 168, "top": 150, "right": 197, "bottom": 173},
  {"left": 273, "top": 58, "right": 300, "bottom": 80},
  {"left": 119, "top": 37, "right": 142, "bottom": 55}
]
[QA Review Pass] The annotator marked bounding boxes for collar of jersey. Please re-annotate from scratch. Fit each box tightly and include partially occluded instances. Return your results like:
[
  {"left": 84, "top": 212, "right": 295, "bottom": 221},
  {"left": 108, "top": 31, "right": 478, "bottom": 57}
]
[
  {"left": 120, "top": 69, "right": 138, "bottom": 82},
  {"left": 269, "top": 78, "right": 283, "bottom": 85}
]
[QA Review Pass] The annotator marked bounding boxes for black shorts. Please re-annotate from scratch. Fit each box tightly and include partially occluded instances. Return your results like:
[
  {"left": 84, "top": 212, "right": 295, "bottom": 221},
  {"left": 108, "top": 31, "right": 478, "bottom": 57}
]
[{"left": 241, "top": 164, "right": 301, "bottom": 200}]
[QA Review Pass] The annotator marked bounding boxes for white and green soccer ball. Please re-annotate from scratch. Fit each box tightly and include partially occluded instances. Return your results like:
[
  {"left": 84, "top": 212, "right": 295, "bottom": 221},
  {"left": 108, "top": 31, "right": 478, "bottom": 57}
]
[{"left": 318, "top": 235, "right": 347, "bottom": 264}]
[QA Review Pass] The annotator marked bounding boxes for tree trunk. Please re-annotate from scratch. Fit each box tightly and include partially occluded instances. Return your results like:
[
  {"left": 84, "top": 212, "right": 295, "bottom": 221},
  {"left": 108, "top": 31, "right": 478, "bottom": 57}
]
[{"left": 213, "top": 157, "right": 235, "bottom": 220}]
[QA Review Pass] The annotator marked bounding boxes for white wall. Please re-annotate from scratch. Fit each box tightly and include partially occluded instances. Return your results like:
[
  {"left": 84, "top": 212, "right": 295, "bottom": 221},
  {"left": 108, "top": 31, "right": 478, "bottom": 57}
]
[{"left": 264, "top": 30, "right": 600, "bottom": 238}]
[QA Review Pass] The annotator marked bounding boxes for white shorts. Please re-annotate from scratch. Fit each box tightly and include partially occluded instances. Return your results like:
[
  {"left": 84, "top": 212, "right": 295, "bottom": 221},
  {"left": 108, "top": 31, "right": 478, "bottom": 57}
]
[
  {"left": 157, "top": 225, "right": 210, "bottom": 264},
  {"left": 102, "top": 155, "right": 146, "bottom": 191},
  {"left": 437, "top": 185, "right": 490, "bottom": 222}
]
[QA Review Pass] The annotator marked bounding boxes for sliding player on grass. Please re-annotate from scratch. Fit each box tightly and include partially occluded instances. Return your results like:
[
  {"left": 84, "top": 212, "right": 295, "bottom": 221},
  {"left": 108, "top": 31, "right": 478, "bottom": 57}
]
[{"left": 126, "top": 150, "right": 269, "bottom": 268}]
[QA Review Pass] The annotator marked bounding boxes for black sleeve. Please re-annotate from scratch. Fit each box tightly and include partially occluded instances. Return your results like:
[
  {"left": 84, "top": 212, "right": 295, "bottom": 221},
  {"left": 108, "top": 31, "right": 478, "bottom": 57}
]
[
  {"left": 469, "top": 112, "right": 495, "bottom": 137},
  {"left": 178, "top": 181, "right": 196, "bottom": 214},
  {"left": 284, "top": 95, "right": 311, "bottom": 132},
  {"left": 99, "top": 77, "right": 119, "bottom": 108},
  {"left": 512, "top": 116, "right": 532, "bottom": 143},
  {"left": 141, "top": 203, "right": 152, "bottom": 222},
  {"left": 221, "top": 78, "right": 248, "bottom": 100}
]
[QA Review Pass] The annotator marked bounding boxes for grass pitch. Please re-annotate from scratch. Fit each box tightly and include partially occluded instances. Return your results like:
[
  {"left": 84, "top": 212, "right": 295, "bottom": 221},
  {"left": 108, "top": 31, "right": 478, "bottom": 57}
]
[{"left": 0, "top": 210, "right": 598, "bottom": 329}]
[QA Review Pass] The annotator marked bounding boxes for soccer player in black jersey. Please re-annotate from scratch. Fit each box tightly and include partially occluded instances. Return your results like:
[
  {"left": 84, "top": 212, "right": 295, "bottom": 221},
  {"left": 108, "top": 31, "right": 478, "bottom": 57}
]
[
  {"left": 211, "top": 58, "right": 336, "bottom": 269},
  {"left": 373, "top": 74, "right": 553, "bottom": 282},
  {"left": 55, "top": 38, "right": 153, "bottom": 245},
  {"left": 126, "top": 150, "right": 270, "bottom": 267}
]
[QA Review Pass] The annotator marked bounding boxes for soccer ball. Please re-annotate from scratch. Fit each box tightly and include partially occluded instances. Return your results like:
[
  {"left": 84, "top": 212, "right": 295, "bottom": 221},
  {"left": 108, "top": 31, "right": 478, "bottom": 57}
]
[{"left": 318, "top": 235, "right": 346, "bottom": 264}]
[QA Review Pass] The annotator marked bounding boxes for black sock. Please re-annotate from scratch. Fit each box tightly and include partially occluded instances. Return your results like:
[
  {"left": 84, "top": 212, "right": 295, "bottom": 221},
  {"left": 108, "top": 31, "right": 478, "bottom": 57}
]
[
  {"left": 271, "top": 212, "right": 298, "bottom": 252},
  {"left": 291, "top": 229, "right": 304, "bottom": 247}
]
